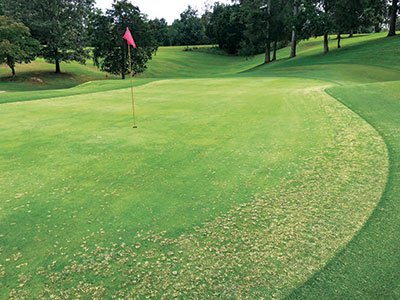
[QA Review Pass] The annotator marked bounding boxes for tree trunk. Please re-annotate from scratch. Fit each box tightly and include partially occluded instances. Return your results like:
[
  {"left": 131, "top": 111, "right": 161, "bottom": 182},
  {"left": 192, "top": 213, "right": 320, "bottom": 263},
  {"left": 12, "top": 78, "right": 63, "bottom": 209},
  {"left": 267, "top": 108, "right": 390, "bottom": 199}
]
[
  {"left": 11, "top": 66, "right": 15, "bottom": 77},
  {"left": 265, "top": 41, "right": 271, "bottom": 64},
  {"left": 264, "top": 0, "right": 272, "bottom": 64},
  {"left": 337, "top": 33, "right": 341, "bottom": 49},
  {"left": 55, "top": 59, "right": 61, "bottom": 73},
  {"left": 121, "top": 72, "right": 125, "bottom": 79},
  {"left": 272, "top": 40, "right": 277, "bottom": 61},
  {"left": 55, "top": 48, "right": 61, "bottom": 73},
  {"left": 374, "top": 24, "right": 380, "bottom": 33},
  {"left": 349, "top": 30, "right": 353, "bottom": 38},
  {"left": 7, "top": 60, "right": 16, "bottom": 77},
  {"left": 324, "top": 34, "right": 329, "bottom": 54},
  {"left": 290, "top": 5, "right": 298, "bottom": 58},
  {"left": 388, "top": 0, "right": 398, "bottom": 36}
]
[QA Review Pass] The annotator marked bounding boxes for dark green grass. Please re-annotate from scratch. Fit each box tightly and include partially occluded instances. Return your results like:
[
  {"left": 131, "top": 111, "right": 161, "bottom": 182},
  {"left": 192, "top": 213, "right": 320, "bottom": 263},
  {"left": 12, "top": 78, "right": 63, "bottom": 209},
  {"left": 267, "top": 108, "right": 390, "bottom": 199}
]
[
  {"left": 266, "top": 34, "right": 400, "bottom": 71},
  {"left": 286, "top": 81, "right": 400, "bottom": 300},
  {"left": 245, "top": 34, "right": 400, "bottom": 84}
]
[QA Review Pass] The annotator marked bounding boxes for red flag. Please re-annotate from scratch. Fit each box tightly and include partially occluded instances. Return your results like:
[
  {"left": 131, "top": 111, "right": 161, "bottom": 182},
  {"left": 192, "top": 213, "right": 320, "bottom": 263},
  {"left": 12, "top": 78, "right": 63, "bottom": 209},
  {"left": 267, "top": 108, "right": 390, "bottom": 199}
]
[{"left": 123, "top": 27, "right": 136, "bottom": 48}]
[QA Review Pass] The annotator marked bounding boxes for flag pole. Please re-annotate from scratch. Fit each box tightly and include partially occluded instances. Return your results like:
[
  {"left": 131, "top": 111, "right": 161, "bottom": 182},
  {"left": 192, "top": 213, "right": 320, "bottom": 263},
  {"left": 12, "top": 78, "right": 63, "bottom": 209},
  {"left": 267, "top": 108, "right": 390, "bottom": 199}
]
[{"left": 128, "top": 43, "right": 137, "bottom": 128}]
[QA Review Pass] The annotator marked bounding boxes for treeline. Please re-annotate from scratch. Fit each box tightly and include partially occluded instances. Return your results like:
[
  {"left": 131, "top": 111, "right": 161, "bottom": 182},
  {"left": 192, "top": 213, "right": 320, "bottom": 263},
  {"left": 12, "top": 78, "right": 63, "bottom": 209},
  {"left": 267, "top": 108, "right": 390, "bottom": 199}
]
[
  {"left": 0, "top": 0, "right": 399, "bottom": 78},
  {"left": 165, "top": 0, "right": 398, "bottom": 62},
  {"left": 0, "top": 0, "right": 158, "bottom": 78}
]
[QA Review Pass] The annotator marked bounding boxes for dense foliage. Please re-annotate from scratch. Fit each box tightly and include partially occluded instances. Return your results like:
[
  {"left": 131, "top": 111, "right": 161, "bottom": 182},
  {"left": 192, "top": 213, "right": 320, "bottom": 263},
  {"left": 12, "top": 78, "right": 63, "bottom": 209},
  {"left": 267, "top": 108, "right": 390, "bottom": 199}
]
[
  {"left": 89, "top": 0, "right": 157, "bottom": 79},
  {"left": 169, "top": 6, "right": 208, "bottom": 46},
  {"left": 164, "top": 0, "right": 395, "bottom": 60},
  {"left": 2, "top": 0, "right": 95, "bottom": 73},
  {"left": 0, "top": 16, "right": 40, "bottom": 76}
]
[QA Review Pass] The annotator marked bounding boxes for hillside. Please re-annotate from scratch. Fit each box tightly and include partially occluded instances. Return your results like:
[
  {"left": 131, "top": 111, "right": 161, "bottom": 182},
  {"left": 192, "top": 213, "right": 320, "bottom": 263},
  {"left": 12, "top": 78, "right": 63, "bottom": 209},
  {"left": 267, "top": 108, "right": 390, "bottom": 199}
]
[{"left": 0, "top": 58, "right": 118, "bottom": 92}]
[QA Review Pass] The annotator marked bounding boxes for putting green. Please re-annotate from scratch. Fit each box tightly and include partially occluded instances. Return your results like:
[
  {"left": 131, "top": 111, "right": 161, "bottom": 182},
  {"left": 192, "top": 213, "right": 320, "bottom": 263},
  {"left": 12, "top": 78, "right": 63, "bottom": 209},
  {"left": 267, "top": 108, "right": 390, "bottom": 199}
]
[{"left": 0, "top": 77, "right": 387, "bottom": 298}]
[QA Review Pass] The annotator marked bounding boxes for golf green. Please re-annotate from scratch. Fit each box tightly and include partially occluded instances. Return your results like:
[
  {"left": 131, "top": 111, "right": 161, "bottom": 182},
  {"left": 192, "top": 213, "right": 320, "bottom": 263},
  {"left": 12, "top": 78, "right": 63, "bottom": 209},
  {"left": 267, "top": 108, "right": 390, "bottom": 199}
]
[{"left": 1, "top": 33, "right": 399, "bottom": 298}]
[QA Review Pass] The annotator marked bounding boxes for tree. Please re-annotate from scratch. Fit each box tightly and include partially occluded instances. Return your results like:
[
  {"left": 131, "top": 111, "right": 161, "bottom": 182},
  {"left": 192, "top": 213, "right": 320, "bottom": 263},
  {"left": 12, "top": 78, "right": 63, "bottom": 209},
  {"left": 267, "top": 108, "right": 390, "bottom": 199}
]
[
  {"left": 299, "top": 0, "right": 335, "bottom": 53},
  {"left": 0, "top": 1, "right": 4, "bottom": 16},
  {"left": 0, "top": 16, "right": 40, "bottom": 76},
  {"left": 362, "top": 0, "right": 387, "bottom": 33},
  {"left": 388, "top": 0, "right": 398, "bottom": 36},
  {"left": 334, "top": 0, "right": 363, "bottom": 48},
  {"left": 149, "top": 18, "right": 170, "bottom": 46},
  {"left": 89, "top": 0, "right": 157, "bottom": 79},
  {"left": 205, "top": 3, "right": 245, "bottom": 54},
  {"left": 320, "top": 0, "right": 336, "bottom": 53},
  {"left": 3, "top": 0, "right": 94, "bottom": 73},
  {"left": 238, "top": 0, "right": 271, "bottom": 59},
  {"left": 290, "top": 1, "right": 299, "bottom": 58},
  {"left": 170, "top": 6, "right": 206, "bottom": 46},
  {"left": 269, "top": 0, "right": 291, "bottom": 60},
  {"left": 261, "top": 0, "right": 273, "bottom": 63},
  {"left": 239, "top": 0, "right": 291, "bottom": 61}
]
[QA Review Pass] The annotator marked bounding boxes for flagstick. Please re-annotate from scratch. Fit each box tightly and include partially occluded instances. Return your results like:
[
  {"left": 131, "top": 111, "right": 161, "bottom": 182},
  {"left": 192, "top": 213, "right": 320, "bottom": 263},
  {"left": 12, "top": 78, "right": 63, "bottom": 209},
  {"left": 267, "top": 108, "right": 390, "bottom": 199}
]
[{"left": 128, "top": 44, "right": 137, "bottom": 128}]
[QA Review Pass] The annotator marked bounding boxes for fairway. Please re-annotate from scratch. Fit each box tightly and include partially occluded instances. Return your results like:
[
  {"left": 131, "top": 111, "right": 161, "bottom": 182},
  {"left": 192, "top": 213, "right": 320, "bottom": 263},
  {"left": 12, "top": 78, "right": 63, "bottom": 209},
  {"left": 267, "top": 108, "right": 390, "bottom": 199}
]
[{"left": 1, "top": 33, "right": 400, "bottom": 298}]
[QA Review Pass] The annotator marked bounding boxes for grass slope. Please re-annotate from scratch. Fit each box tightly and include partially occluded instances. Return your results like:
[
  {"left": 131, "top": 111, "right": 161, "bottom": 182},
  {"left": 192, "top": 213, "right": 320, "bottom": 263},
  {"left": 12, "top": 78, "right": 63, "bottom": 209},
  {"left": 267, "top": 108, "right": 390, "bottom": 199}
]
[
  {"left": 0, "top": 78, "right": 157, "bottom": 105},
  {"left": 0, "top": 58, "right": 117, "bottom": 92}
]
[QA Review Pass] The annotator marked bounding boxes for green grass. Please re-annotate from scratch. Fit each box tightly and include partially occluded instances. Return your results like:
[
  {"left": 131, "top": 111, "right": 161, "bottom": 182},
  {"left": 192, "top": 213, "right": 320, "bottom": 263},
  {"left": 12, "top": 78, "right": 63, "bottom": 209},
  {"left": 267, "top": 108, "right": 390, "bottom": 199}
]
[
  {"left": 286, "top": 81, "right": 400, "bottom": 299},
  {"left": 1, "top": 32, "right": 400, "bottom": 299},
  {"left": 0, "top": 77, "right": 387, "bottom": 299}
]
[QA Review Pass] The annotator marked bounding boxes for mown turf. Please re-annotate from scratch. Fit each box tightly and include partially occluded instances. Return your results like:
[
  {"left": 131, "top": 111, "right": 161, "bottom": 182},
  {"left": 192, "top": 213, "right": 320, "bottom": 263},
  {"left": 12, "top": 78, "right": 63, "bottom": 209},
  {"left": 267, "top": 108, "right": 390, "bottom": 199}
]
[
  {"left": 0, "top": 77, "right": 387, "bottom": 299},
  {"left": 1, "top": 32, "right": 400, "bottom": 299},
  {"left": 286, "top": 81, "right": 400, "bottom": 299}
]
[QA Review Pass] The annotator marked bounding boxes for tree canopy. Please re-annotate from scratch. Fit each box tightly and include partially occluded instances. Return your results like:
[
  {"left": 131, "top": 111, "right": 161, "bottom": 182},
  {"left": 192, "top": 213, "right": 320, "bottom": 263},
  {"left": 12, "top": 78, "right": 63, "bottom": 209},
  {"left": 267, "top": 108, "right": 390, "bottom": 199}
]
[
  {"left": 0, "top": 16, "right": 40, "bottom": 76},
  {"left": 89, "top": 0, "right": 158, "bottom": 79},
  {"left": 3, "top": 0, "right": 95, "bottom": 73},
  {"left": 170, "top": 6, "right": 207, "bottom": 46}
]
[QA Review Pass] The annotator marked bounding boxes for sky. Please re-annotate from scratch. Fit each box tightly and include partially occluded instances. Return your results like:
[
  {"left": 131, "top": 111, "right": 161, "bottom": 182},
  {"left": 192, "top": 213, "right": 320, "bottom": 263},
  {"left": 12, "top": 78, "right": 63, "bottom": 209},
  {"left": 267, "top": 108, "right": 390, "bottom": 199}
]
[{"left": 95, "top": 0, "right": 232, "bottom": 24}]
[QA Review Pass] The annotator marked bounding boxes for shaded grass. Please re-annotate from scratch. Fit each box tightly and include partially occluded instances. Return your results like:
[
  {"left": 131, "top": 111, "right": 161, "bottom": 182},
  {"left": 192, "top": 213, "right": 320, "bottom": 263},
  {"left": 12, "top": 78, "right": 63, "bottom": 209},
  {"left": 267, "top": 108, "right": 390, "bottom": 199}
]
[
  {"left": 244, "top": 34, "right": 400, "bottom": 84},
  {"left": 0, "top": 58, "right": 117, "bottom": 92},
  {"left": 0, "top": 78, "right": 157, "bottom": 104}
]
